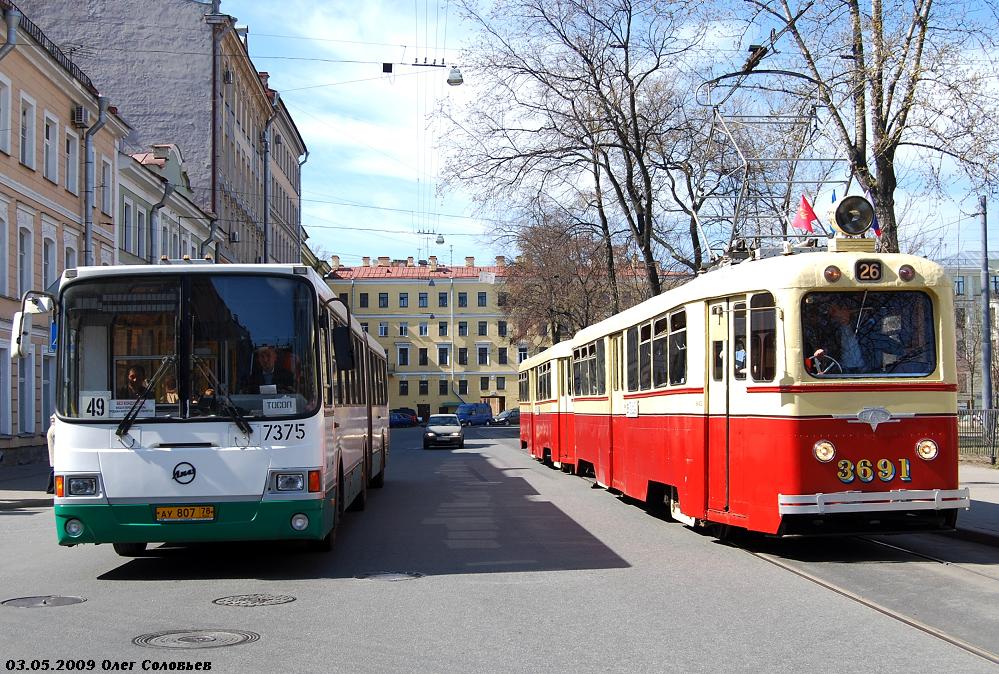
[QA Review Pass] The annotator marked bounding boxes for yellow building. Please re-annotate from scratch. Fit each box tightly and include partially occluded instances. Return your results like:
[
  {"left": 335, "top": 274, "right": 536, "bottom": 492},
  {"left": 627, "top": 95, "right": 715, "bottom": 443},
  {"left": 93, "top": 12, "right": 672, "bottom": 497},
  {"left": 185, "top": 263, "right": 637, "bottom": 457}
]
[{"left": 327, "top": 254, "right": 530, "bottom": 419}]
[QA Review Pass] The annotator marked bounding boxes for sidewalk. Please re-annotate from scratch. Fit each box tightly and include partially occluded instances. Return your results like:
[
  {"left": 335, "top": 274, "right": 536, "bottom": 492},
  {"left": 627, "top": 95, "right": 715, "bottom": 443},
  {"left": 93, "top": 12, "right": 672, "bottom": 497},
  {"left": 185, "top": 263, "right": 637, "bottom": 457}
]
[{"left": 2, "top": 461, "right": 997, "bottom": 543}]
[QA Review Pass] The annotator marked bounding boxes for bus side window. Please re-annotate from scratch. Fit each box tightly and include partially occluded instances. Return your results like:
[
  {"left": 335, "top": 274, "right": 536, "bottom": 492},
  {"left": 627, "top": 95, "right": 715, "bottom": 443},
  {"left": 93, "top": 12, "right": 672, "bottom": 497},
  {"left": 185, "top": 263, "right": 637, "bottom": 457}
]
[{"left": 750, "top": 293, "right": 777, "bottom": 382}]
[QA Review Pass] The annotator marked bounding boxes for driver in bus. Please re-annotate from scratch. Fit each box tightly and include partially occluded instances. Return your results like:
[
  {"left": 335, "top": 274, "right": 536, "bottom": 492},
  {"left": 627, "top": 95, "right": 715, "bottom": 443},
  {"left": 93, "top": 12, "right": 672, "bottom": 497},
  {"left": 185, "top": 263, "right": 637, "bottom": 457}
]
[
  {"left": 120, "top": 365, "right": 148, "bottom": 398},
  {"left": 246, "top": 345, "right": 295, "bottom": 393}
]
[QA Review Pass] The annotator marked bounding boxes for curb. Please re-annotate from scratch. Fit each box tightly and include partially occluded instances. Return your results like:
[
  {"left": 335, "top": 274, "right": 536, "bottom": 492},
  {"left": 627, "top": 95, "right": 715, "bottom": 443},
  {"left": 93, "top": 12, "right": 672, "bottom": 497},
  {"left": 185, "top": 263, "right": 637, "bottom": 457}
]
[{"left": 0, "top": 498, "right": 53, "bottom": 511}]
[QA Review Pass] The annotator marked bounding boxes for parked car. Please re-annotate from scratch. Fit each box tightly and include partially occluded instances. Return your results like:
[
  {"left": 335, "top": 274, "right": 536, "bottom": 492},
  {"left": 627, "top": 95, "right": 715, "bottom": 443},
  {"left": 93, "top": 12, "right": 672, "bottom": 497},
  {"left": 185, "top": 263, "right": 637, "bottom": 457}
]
[
  {"left": 389, "top": 411, "right": 416, "bottom": 428},
  {"left": 391, "top": 407, "right": 419, "bottom": 424},
  {"left": 487, "top": 409, "right": 520, "bottom": 426},
  {"left": 456, "top": 402, "right": 493, "bottom": 426},
  {"left": 423, "top": 414, "right": 464, "bottom": 449}
]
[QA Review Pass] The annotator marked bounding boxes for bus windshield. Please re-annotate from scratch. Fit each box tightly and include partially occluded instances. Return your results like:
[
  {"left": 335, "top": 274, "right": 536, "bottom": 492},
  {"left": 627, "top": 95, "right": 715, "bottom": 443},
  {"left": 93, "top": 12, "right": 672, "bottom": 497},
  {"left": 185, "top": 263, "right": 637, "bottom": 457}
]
[
  {"left": 800, "top": 290, "right": 936, "bottom": 378},
  {"left": 58, "top": 274, "right": 318, "bottom": 421}
]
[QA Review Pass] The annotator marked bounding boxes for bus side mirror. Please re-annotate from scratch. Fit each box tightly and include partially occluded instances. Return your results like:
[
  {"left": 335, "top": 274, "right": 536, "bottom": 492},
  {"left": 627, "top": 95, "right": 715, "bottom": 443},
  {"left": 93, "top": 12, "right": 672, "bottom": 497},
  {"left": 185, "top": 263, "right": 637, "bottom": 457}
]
[
  {"left": 332, "top": 325, "right": 355, "bottom": 371},
  {"left": 10, "top": 311, "right": 32, "bottom": 360}
]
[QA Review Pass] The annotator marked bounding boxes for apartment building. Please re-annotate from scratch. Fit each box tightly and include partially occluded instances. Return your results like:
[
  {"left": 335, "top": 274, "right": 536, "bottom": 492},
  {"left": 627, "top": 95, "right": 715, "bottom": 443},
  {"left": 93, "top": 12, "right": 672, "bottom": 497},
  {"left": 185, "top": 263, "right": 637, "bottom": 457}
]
[
  {"left": 19, "top": 0, "right": 307, "bottom": 264},
  {"left": 0, "top": 2, "right": 128, "bottom": 462},
  {"left": 327, "top": 255, "right": 533, "bottom": 420},
  {"left": 940, "top": 252, "right": 999, "bottom": 409}
]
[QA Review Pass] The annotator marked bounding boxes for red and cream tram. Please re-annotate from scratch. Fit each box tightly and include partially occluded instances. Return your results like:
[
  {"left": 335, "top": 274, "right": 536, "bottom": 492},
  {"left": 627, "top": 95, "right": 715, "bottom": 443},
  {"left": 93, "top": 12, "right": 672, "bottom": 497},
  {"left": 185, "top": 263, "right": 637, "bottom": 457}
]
[{"left": 520, "top": 234, "right": 969, "bottom": 536}]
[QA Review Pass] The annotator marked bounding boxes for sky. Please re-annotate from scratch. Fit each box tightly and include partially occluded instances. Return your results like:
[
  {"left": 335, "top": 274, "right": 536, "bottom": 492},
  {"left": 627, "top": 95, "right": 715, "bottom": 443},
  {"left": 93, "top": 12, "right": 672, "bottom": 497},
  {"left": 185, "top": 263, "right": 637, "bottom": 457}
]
[
  {"left": 226, "top": 0, "right": 996, "bottom": 268},
  {"left": 226, "top": 0, "right": 497, "bottom": 269}
]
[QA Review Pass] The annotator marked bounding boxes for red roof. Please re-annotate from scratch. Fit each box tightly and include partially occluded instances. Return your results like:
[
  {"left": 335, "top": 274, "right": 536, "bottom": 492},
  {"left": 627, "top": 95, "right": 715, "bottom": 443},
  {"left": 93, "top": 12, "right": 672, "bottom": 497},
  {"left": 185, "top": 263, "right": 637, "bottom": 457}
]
[{"left": 328, "top": 265, "right": 508, "bottom": 280}]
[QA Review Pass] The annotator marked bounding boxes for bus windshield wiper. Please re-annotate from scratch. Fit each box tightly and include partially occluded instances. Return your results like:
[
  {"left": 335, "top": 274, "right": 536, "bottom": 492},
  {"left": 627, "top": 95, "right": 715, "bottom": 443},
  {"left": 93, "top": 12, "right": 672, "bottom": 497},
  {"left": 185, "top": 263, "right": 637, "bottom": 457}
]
[
  {"left": 116, "top": 355, "right": 176, "bottom": 438},
  {"left": 193, "top": 356, "right": 253, "bottom": 436}
]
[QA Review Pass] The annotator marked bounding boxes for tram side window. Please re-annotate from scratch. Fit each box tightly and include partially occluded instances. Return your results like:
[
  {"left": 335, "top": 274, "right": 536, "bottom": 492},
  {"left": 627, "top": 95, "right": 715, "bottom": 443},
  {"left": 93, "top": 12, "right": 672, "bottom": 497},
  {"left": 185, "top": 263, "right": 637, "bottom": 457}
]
[
  {"left": 750, "top": 293, "right": 776, "bottom": 382},
  {"left": 572, "top": 348, "right": 583, "bottom": 395},
  {"left": 733, "top": 302, "right": 747, "bottom": 380},
  {"left": 639, "top": 323, "right": 652, "bottom": 390},
  {"left": 595, "top": 339, "right": 606, "bottom": 394},
  {"left": 626, "top": 326, "right": 639, "bottom": 391},
  {"left": 669, "top": 310, "right": 687, "bottom": 385},
  {"left": 536, "top": 363, "right": 551, "bottom": 401},
  {"left": 652, "top": 316, "right": 669, "bottom": 387},
  {"left": 519, "top": 371, "right": 530, "bottom": 402}
]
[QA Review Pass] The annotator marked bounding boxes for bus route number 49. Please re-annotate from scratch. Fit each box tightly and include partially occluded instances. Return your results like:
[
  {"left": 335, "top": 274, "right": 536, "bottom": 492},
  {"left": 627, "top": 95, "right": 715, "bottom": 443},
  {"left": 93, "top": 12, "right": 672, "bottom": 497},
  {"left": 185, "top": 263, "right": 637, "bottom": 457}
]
[{"left": 262, "top": 423, "right": 306, "bottom": 442}]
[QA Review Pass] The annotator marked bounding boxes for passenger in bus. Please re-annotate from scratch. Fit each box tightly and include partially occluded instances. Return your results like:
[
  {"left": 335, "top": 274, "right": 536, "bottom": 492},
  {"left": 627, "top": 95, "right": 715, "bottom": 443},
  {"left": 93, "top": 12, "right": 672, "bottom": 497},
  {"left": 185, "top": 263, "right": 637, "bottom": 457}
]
[
  {"left": 162, "top": 375, "right": 179, "bottom": 403},
  {"left": 246, "top": 345, "right": 295, "bottom": 393},
  {"left": 120, "top": 366, "right": 148, "bottom": 398}
]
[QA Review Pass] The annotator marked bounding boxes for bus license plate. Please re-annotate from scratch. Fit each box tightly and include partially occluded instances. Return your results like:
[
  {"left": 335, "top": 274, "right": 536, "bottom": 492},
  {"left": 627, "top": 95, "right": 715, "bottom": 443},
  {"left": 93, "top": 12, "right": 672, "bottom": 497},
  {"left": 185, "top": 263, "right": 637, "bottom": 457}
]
[{"left": 155, "top": 505, "right": 215, "bottom": 521}]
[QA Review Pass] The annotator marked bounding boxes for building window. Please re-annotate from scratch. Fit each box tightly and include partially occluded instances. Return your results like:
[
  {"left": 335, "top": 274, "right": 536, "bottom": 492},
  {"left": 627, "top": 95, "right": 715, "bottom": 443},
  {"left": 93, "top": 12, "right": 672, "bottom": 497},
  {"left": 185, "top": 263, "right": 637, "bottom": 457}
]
[
  {"left": 359, "top": 293, "right": 369, "bottom": 308},
  {"left": 65, "top": 132, "right": 79, "bottom": 194},
  {"left": 338, "top": 292, "right": 348, "bottom": 305},
  {"left": 399, "top": 380, "right": 409, "bottom": 396},
  {"left": 399, "top": 322, "right": 408, "bottom": 336},
  {"left": 498, "top": 321, "right": 507, "bottom": 337},
  {"left": 419, "top": 292, "right": 428, "bottom": 308},
  {"left": 42, "top": 237, "right": 56, "bottom": 288},
  {"left": 419, "top": 379, "right": 428, "bottom": 395},
  {"left": 419, "top": 348, "right": 428, "bottom": 366},
  {"left": 458, "top": 348, "right": 468, "bottom": 365},
  {"left": 458, "top": 321, "right": 468, "bottom": 336},
  {"left": 458, "top": 380, "right": 468, "bottom": 395},
  {"left": 480, "top": 376, "right": 490, "bottom": 391},
  {"left": 18, "top": 226, "right": 32, "bottom": 298},
  {"left": 439, "top": 321, "right": 448, "bottom": 336},
  {"left": 438, "top": 291, "right": 448, "bottom": 307},
  {"left": 498, "top": 347, "right": 508, "bottom": 365},
  {"left": 0, "top": 345, "right": 9, "bottom": 435},
  {"left": 64, "top": 245, "right": 77, "bottom": 272},
  {"left": 439, "top": 379, "right": 448, "bottom": 395},
  {"left": 992, "top": 275, "right": 999, "bottom": 293},
  {"left": 458, "top": 292, "right": 468, "bottom": 307},
  {"left": 398, "top": 345, "right": 409, "bottom": 366},
  {"left": 18, "top": 344, "right": 34, "bottom": 434},
  {"left": 378, "top": 322, "right": 388, "bottom": 337},
  {"left": 419, "top": 322, "right": 428, "bottom": 336},
  {"left": 19, "top": 96, "right": 36, "bottom": 168},
  {"left": 43, "top": 115, "right": 58, "bottom": 182},
  {"left": 438, "top": 346, "right": 450, "bottom": 366},
  {"left": 137, "top": 209, "right": 147, "bottom": 260},
  {"left": 101, "top": 159, "right": 112, "bottom": 214},
  {"left": 478, "top": 346, "right": 489, "bottom": 365},
  {"left": 378, "top": 292, "right": 389, "bottom": 308},
  {"left": 0, "top": 76, "right": 10, "bottom": 154},
  {"left": 477, "top": 291, "right": 487, "bottom": 307},
  {"left": 399, "top": 292, "right": 409, "bottom": 308},
  {"left": 518, "top": 345, "right": 529, "bottom": 363},
  {"left": 478, "top": 321, "right": 488, "bottom": 336},
  {"left": 496, "top": 376, "right": 506, "bottom": 390},
  {"left": 360, "top": 322, "right": 369, "bottom": 333},
  {"left": 955, "top": 276, "right": 965, "bottom": 296}
]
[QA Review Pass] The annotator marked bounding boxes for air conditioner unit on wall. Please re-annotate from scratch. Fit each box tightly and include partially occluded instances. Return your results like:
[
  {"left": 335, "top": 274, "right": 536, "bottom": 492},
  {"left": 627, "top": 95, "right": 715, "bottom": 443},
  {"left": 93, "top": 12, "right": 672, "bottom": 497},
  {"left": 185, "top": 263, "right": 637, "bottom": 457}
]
[{"left": 71, "top": 106, "right": 90, "bottom": 128}]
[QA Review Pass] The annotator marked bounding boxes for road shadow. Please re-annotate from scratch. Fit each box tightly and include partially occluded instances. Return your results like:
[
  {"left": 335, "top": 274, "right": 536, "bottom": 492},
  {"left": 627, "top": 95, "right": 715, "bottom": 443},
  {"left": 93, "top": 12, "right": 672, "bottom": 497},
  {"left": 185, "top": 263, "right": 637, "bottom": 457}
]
[{"left": 98, "top": 437, "right": 629, "bottom": 581}]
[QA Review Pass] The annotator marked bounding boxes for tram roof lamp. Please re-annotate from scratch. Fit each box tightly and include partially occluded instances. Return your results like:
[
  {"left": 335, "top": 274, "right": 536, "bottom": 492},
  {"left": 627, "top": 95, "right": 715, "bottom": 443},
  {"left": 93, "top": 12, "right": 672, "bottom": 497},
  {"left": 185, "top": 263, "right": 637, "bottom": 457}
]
[
  {"left": 829, "top": 195, "right": 875, "bottom": 236},
  {"left": 447, "top": 66, "right": 463, "bottom": 86}
]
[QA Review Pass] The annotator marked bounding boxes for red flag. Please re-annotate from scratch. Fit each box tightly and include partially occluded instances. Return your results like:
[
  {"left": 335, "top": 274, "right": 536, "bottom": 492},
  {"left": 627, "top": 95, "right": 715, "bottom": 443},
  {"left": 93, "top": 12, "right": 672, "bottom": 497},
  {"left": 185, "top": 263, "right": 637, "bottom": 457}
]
[{"left": 792, "top": 195, "right": 817, "bottom": 233}]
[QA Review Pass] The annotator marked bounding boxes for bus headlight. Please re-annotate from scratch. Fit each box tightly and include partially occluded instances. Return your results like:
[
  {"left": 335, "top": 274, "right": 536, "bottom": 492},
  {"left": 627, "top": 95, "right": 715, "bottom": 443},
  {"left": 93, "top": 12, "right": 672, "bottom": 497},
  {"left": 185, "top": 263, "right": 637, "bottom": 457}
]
[
  {"left": 64, "top": 519, "right": 85, "bottom": 538},
  {"left": 68, "top": 477, "right": 97, "bottom": 496},
  {"left": 276, "top": 473, "right": 305, "bottom": 491},
  {"left": 915, "top": 438, "right": 939, "bottom": 461},
  {"left": 813, "top": 440, "right": 836, "bottom": 463},
  {"left": 290, "top": 513, "right": 309, "bottom": 531}
]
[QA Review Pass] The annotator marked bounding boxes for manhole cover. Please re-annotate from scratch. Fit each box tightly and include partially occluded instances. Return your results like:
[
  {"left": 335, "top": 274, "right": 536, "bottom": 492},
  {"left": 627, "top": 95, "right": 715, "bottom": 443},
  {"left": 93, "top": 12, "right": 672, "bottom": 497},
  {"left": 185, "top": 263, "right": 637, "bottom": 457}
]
[
  {"left": 354, "top": 572, "right": 424, "bottom": 581},
  {"left": 132, "top": 629, "right": 260, "bottom": 650},
  {"left": 2, "top": 595, "right": 87, "bottom": 608},
  {"left": 213, "top": 594, "right": 296, "bottom": 607}
]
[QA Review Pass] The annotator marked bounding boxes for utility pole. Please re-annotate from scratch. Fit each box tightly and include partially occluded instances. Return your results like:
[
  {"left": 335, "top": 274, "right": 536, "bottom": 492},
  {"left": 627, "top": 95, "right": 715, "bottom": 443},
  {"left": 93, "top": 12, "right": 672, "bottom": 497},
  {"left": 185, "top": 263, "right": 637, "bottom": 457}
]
[{"left": 982, "top": 195, "right": 992, "bottom": 413}]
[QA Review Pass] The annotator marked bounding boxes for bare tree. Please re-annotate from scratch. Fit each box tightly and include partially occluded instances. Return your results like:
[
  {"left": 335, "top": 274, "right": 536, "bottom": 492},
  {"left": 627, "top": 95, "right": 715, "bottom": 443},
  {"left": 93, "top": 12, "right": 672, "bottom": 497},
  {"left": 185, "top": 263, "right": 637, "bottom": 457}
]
[{"left": 745, "top": 0, "right": 999, "bottom": 252}]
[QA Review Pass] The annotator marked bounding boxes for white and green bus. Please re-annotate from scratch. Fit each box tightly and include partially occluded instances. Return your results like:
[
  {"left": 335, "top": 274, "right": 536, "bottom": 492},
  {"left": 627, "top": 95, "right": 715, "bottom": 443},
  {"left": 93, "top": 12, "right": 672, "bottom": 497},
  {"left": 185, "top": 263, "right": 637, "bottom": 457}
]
[{"left": 11, "top": 261, "right": 388, "bottom": 556}]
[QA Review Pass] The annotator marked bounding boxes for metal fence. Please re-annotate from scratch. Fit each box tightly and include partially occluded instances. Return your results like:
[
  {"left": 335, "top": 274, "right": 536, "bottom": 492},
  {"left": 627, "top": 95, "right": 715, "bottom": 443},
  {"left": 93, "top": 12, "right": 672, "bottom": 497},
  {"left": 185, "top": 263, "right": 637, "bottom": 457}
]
[{"left": 958, "top": 409, "right": 999, "bottom": 464}]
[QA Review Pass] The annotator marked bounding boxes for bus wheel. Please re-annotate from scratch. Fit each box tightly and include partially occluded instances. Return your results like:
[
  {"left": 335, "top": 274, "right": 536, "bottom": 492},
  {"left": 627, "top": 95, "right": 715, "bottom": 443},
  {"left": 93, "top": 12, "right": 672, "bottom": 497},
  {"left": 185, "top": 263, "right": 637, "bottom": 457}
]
[{"left": 112, "top": 542, "right": 147, "bottom": 557}]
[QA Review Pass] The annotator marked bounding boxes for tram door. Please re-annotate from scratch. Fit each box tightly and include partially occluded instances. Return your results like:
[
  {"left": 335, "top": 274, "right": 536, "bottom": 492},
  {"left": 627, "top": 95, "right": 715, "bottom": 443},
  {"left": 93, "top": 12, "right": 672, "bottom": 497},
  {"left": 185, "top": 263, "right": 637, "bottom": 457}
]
[{"left": 706, "top": 299, "right": 732, "bottom": 512}]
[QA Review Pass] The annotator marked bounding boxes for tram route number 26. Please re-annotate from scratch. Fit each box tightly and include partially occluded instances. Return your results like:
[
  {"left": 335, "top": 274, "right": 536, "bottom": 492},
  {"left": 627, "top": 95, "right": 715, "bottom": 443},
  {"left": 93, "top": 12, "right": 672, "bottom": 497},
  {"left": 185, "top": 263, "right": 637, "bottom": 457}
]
[
  {"left": 262, "top": 423, "right": 306, "bottom": 441},
  {"left": 837, "top": 458, "right": 912, "bottom": 484}
]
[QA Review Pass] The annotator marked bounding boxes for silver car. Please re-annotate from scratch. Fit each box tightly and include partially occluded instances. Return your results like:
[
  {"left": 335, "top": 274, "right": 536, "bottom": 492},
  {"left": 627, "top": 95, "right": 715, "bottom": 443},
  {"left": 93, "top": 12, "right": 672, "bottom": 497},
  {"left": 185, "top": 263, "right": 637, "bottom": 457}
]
[{"left": 423, "top": 414, "right": 465, "bottom": 449}]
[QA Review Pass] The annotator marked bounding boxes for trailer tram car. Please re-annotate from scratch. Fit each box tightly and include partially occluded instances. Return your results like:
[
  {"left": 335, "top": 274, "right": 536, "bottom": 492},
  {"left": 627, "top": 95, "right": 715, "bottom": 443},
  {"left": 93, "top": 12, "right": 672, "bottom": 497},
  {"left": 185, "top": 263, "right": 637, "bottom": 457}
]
[
  {"left": 11, "top": 261, "right": 389, "bottom": 556},
  {"left": 520, "top": 234, "right": 970, "bottom": 537}
]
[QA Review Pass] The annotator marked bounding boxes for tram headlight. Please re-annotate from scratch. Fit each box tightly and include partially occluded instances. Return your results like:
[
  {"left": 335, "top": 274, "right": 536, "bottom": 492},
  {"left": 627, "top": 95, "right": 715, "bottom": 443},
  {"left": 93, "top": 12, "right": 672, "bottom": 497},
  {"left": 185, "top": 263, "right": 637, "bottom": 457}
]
[
  {"left": 915, "top": 438, "right": 939, "bottom": 461},
  {"left": 67, "top": 477, "right": 97, "bottom": 496},
  {"left": 276, "top": 473, "right": 305, "bottom": 491},
  {"left": 899, "top": 264, "right": 916, "bottom": 282},
  {"left": 823, "top": 265, "right": 842, "bottom": 283},
  {"left": 813, "top": 440, "right": 836, "bottom": 463}
]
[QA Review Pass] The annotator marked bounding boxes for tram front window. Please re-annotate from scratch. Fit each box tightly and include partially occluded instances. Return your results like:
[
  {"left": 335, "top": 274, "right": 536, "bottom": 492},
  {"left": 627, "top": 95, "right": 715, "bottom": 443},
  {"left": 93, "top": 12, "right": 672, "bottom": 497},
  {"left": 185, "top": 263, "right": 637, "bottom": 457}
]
[
  {"left": 801, "top": 291, "right": 935, "bottom": 377},
  {"left": 58, "top": 274, "right": 318, "bottom": 421}
]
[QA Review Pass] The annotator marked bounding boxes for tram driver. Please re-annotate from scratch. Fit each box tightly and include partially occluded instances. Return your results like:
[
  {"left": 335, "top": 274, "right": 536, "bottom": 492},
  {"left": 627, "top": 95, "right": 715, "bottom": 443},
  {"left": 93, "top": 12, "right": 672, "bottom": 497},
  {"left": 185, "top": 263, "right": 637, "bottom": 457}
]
[{"left": 804, "top": 297, "right": 906, "bottom": 375}]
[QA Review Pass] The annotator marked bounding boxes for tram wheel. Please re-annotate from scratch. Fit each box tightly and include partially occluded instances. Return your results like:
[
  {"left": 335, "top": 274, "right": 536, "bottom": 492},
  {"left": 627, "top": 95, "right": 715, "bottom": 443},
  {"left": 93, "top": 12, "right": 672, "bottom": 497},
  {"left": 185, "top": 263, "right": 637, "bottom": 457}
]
[{"left": 112, "top": 542, "right": 147, "bottom": 557}]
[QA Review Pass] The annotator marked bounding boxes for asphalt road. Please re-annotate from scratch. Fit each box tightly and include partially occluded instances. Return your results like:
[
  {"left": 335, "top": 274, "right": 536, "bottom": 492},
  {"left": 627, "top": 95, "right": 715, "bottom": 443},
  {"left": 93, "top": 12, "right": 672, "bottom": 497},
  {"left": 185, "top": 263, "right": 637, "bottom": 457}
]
[{"left": 1, "top": 425, "right": 997, "bottom": 673}]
